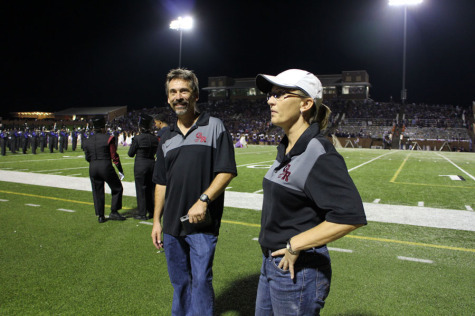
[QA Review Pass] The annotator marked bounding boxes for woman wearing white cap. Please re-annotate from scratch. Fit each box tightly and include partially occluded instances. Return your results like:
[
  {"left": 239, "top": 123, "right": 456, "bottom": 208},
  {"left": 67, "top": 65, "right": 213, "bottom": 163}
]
[{"left": 255, "top": 69, "right": 367, "bottom": 315}]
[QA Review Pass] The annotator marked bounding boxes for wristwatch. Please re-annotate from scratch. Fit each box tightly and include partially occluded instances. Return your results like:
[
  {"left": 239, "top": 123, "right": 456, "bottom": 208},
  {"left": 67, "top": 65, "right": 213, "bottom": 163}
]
[
  {"left": 199, "top": 193, "right": 210, "bottom": 204},
  {"left": 286, "top": 239, "right": 299, "bottom": 255}
]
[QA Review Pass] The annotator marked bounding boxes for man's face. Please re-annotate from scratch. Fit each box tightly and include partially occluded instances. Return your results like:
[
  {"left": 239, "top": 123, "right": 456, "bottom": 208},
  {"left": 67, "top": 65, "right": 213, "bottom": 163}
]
[{"left": 167, "top": 78, "right": 198, "bottom": 116}]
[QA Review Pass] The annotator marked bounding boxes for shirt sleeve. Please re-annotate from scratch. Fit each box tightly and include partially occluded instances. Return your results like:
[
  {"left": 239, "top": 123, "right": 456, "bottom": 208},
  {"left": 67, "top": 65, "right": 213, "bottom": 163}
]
[
  {"left": 128, "top": 137, "right": 137, "bottom": 157},
  {"left": 213, "top": 127, "right": 238, "bottom": 176},
  {"left": 304, "top": 151, "right": 367, "bottom": 225},
  {"left": 108, "top": 136, "right": 123, "bottom": 173}
]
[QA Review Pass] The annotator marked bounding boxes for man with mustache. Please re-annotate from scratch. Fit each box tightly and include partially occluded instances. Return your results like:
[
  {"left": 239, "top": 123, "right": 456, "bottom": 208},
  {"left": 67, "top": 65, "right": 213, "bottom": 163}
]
[{"left": 151, "top": 68, "right": 237, "bottom": 315}]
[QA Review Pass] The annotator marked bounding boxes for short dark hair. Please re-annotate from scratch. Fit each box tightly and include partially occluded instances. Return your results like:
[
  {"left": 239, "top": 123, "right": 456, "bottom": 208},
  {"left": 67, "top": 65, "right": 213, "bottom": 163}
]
[
  {"left": 153, "top": 112, "right": 169, "bottom": 124},
  {"left": 165, "top": 68, "right": 199, "bottom": 98}
]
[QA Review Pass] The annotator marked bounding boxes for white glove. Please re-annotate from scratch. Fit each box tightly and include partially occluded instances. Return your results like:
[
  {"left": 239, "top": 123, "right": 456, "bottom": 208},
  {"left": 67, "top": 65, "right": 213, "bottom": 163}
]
[{"left": 119, "top": 172, "right": 125, "bottom": 181}]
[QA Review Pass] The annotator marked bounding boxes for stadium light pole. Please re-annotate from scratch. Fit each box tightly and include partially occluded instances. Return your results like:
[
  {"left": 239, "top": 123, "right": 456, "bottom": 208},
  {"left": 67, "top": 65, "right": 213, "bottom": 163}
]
[
  {"left": 170, "top": 16, "right": 193, "bottom": 68},
  {"left": 389, "top": 0, "right": 422, "bottom": 105}
]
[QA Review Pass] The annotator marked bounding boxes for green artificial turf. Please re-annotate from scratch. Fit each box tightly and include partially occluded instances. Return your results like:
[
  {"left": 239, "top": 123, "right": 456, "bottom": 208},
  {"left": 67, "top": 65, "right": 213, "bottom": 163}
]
[{"left": 0, "top": 146, "right": 474, "bottom": 315}]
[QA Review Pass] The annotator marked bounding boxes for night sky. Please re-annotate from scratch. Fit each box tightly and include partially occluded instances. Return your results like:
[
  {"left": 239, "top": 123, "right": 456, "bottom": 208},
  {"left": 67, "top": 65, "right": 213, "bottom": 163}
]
[{"left": 3, "top": 0, "right": 474, "bottom": 114}]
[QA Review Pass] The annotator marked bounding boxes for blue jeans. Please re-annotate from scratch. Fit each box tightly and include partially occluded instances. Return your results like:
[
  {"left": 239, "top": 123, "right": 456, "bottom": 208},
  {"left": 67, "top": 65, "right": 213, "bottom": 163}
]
[
  {"left": 164, "top": 233, "right": 218, "bottom": 316},
  {"left": 255, "top": 246, "right": 332, "bottom": 316}
]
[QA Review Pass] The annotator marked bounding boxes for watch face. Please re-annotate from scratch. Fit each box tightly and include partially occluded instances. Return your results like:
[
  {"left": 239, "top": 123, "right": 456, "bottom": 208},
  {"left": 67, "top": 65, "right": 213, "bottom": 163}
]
[{"left": 200, "top": 194, "right": 209, "bottom": 203}]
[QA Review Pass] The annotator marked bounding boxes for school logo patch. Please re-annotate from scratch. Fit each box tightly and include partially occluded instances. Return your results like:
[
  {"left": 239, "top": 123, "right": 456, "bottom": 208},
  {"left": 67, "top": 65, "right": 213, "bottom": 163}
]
[
  {"left": 195, "top": 132, "right": 206, "bottom": 143},
  {"left": 278, "top": 164, "right": 291, "bottom": 182}
]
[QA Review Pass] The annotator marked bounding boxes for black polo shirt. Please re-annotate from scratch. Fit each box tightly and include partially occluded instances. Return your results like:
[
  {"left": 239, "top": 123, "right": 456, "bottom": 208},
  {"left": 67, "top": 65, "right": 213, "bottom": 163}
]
[
  {"left": 153, "top": 112, "right": 237, "bottom": 236},
  {"left": 259, "top": 123, "right": 367, "bottom": 251}
]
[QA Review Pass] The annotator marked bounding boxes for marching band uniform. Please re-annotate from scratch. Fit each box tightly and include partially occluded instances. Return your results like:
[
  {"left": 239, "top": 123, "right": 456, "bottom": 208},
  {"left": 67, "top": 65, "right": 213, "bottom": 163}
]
[
  {"left": 83, "top": 117, "right": 125, "bottom": 223},
  {"left": 128, "top": 114, "right": 158, "bottom": 220}
]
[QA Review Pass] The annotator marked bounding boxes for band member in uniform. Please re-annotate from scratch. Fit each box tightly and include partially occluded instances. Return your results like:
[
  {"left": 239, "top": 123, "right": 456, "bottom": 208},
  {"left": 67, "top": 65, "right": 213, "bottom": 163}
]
[
  {"left": 21, "top": 128, "right": 29, "bottom": 154},
  {"left": 30, "top": 128, "right": 39, "bottom": 154},
  {"left": 83, "top": 116, "right": 126, "bottom": 223},
  {"left": 71, "top": 128, "right": 78, "bottom": 151},
  {"left": 128, "top": 114, "right": 158, "bottom": 220},
  {"left": 0, "top": 129, "right": 7, "bottom": 156},
  {"left": 48, "top": 128, "right": 56, "bottom": 153},
  {"left": 39, "top": 127, "right": 47, "bottom": 152},
  {"left": 59, "top": 127, "right": 67, "bottom": 153}
]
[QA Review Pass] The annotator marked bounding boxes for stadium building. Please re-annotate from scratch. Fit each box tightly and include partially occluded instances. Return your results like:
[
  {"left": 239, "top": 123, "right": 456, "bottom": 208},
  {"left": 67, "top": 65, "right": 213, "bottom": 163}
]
[{"left": 203, "top": 70, "right": 371, "bottom": 101}]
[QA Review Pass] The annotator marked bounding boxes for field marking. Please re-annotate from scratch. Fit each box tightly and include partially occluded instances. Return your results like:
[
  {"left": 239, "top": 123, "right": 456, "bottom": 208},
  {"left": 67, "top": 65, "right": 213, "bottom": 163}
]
[
  {"left": 436, "top": 153, "right": 475, "bottom": 181},
  {"left": 222, "top": 219, "right": 261, "bottom": 228},
  {"left": 373, "top": 199, "right": 381, "bottom": 203},
  {"left": 221, "top": 220, "right": 475, "bottom": 253},
  {"left": 391, "top": 181, "right": 475, "bottom": 189},
  {"left": 418, "top": 201, "right": 424, "bottom": 207},
  {"left": 348, "top": 151, "right": 397, "bottom": 172},
  {"left": 57, "top": 208, "right": 76, "bottom": 213},
  {"left": 25, "top": 203, "right": 40, "bottom": 207},
  {"left": 0, "top": 156, "right": 84, "bottom": 164},
  {"left": 390, "top": 152, "right": 411, "bottom": 182},
  {"left": 347, "top": 235, "right": 475, "bottom": 253},
  {"left": 237, "top": 160, "right": 275, "bottom": 168},
  {"left": 328, "top": 247, "right": 353, "bottom": 253},
  {"left": 0, "top": 199, "right": 8, "bottom": 202},
  {"left": 397, "top": 256, "right": 434, "bottom": 264},
  {"left": 36, "top": 166, "right": 88, "bottom": 173},
  {"left": 0, "top": 189, "right": 133, "bottom": 210},
  {"left": 3, "top": 186, "right": 474, "bottom": 253},
  {"left": 465, "top": 205, "right": 473, "bottom": 211}
]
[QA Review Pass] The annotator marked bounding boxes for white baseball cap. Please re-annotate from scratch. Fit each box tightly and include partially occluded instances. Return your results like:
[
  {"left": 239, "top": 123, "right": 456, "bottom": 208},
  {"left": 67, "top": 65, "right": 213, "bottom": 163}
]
[{"left": 256, "top": 69, "right": 323, "bottom": 100}]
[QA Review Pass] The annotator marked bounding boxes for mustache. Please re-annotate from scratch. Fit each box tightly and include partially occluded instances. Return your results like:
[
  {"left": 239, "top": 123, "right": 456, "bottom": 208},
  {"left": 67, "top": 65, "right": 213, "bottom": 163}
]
[{"left": 172, "top": 99, "right": 189, "bottom": 106}]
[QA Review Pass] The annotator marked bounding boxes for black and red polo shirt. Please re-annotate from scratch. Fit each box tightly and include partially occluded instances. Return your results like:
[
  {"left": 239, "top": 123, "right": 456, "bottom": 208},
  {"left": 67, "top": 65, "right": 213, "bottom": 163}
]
[
  {"left": 153, "top": 112, "right": 237, "bottom": 236},
  {"left": 259, "top": 123, "right": 367, "bottom": 251}
]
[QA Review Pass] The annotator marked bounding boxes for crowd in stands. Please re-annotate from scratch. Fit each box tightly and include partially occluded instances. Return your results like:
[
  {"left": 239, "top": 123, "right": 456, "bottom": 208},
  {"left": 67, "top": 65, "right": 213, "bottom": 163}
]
[{"left": 1, "top": 98, "right": 474, "bottom": 153}]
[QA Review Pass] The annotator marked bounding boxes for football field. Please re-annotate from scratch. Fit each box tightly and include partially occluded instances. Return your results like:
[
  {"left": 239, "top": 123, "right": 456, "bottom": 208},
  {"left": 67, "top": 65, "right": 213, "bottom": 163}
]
[{"left": 0, "top": 146, "right": 474, "bottom": 315}]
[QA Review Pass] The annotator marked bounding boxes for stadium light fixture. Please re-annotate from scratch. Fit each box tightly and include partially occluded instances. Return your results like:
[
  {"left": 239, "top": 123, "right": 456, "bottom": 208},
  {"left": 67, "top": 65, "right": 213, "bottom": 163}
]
[
  {"left": 389, "top": 0, "right": 422, "bottom": 105},
  {"left": 170, "top": 16, "right": 193, "bottom": 68},
  {"left": 388, "top": 0, "right": 422, "bottom": 6}
]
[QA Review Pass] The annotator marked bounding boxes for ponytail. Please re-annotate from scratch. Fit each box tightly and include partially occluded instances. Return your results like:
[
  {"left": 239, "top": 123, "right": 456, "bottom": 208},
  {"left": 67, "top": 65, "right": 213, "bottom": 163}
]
[{"left": 307, "top": 98, "right": 331, "bottom": 130}]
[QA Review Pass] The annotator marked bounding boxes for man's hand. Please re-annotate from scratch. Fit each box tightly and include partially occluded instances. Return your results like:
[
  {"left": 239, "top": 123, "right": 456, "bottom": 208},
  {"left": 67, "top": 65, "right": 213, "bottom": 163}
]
[
  {"left": 151, "top": 222, "right": 164, "bottom": 250},
  {"left": 187, "top": 200, "right": 208, "bottom": 224}
]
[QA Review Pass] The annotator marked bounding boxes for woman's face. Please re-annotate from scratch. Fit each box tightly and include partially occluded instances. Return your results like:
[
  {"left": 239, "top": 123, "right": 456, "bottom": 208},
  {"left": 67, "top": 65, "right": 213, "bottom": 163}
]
[{"left": 267, "top": 87, "right": 306, "bottom": 129}]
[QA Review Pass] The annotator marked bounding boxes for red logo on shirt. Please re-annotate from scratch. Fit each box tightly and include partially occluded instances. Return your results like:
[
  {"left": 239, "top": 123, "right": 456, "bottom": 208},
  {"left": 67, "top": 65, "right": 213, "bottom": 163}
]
[
  {"left": 278, "top": 164, "right": 291, "bottom": 182},
  {"left": 195, "top": 132, "right": 207, "bottom": 143}
]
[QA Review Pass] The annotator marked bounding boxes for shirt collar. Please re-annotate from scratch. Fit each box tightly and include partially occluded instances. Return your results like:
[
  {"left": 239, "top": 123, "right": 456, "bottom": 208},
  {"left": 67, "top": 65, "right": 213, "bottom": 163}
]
[
  {"left": 275, "top": 123, "right": 321, "bottom": 170},
  {"left": 170, "top": 112, "right": 210, "bottom": 133}
]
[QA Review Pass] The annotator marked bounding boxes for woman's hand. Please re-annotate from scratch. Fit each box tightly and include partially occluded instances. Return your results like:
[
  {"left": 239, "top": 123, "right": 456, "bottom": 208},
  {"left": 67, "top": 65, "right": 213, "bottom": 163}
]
[{"left": 271, "top": 248, "right": 300, "bottom": 279}]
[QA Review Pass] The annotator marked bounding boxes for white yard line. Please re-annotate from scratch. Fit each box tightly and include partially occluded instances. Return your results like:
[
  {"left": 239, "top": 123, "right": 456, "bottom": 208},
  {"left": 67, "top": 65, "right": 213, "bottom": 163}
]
[
  {"left": 1, "top": 169, "right": 475, "bottom": 232},
  {"left": 436, "top": 153, "right": 475, "bottom": 181},
  {"left": 348, "top": 151, "right": 397, "bottom": 172},
  {"left": 57, "top": 208, "right": 76, "bottom": 213},
  {"left": 237, "top": 160, "right": 275, "bottom": 168},
  {"left": 328, "top": 247, "right": 353, "bottom": 253},
  {"left": 397, "top": 256, "right": 434, "bottom": 264}
]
